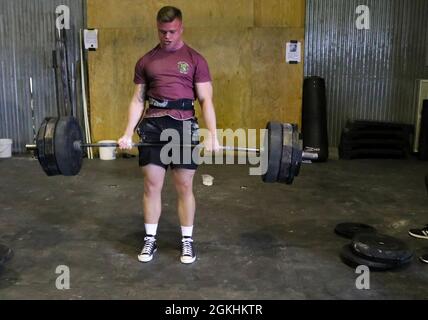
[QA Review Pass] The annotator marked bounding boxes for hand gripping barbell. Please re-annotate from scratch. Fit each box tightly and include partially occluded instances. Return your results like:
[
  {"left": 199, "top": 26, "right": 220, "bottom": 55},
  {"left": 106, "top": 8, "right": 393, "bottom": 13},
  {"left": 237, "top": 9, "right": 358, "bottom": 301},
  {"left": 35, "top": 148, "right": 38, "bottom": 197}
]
[{"left": 26, "top": 116, "right": 318, "bottom": 184}]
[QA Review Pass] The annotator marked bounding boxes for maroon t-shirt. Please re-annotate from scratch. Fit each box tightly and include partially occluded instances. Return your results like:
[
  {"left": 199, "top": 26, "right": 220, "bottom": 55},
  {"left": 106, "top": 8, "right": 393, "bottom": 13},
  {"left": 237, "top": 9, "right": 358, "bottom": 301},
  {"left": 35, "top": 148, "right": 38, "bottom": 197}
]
[{"left": 134, "top": 43, "right": 212, "bottom": 120}]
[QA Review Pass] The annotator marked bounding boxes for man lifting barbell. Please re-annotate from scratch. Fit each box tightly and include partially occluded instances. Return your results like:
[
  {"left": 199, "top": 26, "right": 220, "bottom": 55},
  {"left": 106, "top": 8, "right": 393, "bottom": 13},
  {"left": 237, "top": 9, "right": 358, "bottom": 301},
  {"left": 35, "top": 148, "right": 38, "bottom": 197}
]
[
  {"left": 117, "top": 6, "right": 220, "bottom": 264},
  {"left": 25, "top": 8, "right": 318, "bottom": 264}
]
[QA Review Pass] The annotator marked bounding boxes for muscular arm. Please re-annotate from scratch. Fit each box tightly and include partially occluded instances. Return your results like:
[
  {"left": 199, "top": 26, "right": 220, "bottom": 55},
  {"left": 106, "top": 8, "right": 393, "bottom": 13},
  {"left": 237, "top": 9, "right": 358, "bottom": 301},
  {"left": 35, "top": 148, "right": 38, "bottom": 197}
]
[
  {"left": 195, "top": 82, "right": 220, "bottom": 152},
  {"left": 118, "top": 84, "right": 146, "bottom": 149}
]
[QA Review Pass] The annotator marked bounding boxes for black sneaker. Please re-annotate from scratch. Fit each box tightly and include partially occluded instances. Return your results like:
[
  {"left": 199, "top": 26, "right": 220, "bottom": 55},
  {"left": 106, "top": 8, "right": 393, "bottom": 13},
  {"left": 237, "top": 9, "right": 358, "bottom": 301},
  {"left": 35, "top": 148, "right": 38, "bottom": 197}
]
[
  {"left": 408, "top": 226, "right": 428, "bottom": 240},
  {"left": 180, "top": 237, "right": 196, "bottom": 264},
  {"left": 0, "top": 244, "right": 13, "bottom": 265},
  {"left": 138, "top": 235, "right": 157, "bottom": 262},
  {"left": 420, "top": 254, "right": 428, "bottom": 264}
]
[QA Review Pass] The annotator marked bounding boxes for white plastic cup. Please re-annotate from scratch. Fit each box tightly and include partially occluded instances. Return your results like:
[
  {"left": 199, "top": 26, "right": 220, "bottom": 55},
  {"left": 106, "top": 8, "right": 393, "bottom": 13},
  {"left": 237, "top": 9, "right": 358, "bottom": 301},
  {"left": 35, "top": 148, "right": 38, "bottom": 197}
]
[
  {"left": 202, "top": 174, "right": 214, "bottom": 186},
  {"left": 0, "top": 139, "right": 12, "bottom": 158},
  {"left": 98, "top": 140, "right": 117, "bottom": 160}
]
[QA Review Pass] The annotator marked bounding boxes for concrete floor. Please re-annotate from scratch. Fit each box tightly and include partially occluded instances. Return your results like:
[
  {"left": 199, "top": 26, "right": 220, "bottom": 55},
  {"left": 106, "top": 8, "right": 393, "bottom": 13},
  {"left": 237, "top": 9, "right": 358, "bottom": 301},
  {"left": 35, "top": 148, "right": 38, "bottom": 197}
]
[{"left": 0, "top": 155, "right": 427, "bottom": 299}]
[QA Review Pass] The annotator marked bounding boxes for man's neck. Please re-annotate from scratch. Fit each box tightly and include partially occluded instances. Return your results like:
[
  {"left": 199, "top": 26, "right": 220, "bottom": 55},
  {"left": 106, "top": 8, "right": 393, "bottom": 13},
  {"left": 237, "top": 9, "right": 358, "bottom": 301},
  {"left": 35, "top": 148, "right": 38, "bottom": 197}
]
[{"left": 161, "top": 41, "right": 185, "bottom": 52}]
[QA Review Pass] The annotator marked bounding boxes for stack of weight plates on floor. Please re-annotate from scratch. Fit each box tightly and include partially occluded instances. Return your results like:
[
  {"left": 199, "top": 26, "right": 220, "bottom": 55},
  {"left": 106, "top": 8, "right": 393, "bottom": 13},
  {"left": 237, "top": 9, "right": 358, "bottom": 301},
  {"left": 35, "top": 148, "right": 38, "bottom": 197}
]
[
  {"left": 335, "top": 223, "right": 413, "bottom": 271},
  {"left": 338, "top": 120, "right": 413, "bottom": 159}
]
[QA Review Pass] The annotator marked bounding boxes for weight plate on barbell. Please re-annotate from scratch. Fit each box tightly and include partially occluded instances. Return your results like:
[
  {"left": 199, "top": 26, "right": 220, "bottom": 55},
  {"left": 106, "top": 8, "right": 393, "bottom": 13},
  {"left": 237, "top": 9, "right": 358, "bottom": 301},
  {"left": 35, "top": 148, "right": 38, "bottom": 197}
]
[
  {"left": 278, "top": 123, "right": 293, "bottom": 183},
  {"left": 54, "top": 116, "right": 83, "bottom": 176},
  {"left": 43, "top": 117, "right": 61, "bottom": 176},
  {"left": 286, "top": 125, "right": 302, "bottom": 184},
  {"left": 261, "top": 122, "right": 283, "bottom": 183},
  {"left": 36, "top": 117, "right": 51, "bottom": 176}
]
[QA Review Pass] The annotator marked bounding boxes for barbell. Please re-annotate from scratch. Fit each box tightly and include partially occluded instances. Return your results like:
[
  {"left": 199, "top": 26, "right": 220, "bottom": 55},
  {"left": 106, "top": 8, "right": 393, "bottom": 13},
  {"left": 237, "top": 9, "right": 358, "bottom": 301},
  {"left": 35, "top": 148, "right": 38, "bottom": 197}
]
[{"left": 26, "top": 116, "right": 318, "bottom": 184}]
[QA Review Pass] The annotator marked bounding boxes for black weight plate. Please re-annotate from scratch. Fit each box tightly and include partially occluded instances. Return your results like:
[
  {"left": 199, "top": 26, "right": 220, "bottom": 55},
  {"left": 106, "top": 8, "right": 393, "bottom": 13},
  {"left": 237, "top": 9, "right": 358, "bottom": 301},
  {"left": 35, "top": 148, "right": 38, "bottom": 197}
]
[
  {"left": 55, "top": 116, "right": 83, "bottom": 176},
  {"left": 352, "top": 233, "right": 413, "bottom": 263},
  {"left": 36, "top": 118, "right": 52, "bottom": 175},
  {"left": 334, "top": 222, "right": 377, "bottom": 239},
  {"left": 262, "top": 122, "right": 283, "bottom": 183},
  {"left": 286, "top": 124, "right": 302, "bottom": 184},
  {"left": 351, "top": 245, "right": 413, "bottom": 266},
  {"left": 340, "top": 244, "right": 399, "bottom": 271},
  {"left": 278, "top": 123, "right": 293, "bottom": 183},
  {"left": 43, "top": 118, "right": 61, "bottom": 176}
]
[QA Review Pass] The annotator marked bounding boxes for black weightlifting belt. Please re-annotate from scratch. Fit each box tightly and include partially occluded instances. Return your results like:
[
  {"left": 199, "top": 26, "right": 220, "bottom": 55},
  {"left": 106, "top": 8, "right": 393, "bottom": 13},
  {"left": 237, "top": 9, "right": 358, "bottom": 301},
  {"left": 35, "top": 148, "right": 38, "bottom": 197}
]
[{"left": 147, "top": 96, "right": 194, "bottom": 111}]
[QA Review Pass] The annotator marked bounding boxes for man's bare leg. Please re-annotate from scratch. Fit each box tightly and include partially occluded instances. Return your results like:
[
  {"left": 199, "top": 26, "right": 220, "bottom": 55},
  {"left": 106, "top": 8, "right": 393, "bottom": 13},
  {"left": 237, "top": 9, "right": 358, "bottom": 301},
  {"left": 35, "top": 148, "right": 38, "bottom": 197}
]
[
  {"left": 138, "top": 164, "right": 166, "bottom": 262},
  {"left": 172, "top": 168, "right": 197, "bottom": 264}
]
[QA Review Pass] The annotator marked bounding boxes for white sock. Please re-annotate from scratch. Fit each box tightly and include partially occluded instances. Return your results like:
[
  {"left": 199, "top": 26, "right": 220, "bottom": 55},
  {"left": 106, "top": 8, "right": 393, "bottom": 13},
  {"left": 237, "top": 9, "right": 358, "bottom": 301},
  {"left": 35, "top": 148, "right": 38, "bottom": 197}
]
[
  {"left": 181, "top": 226, "right": 193, "bottom": 238},
  {"left": 145, "top": 224, "right": 158, "bottom": 237}
]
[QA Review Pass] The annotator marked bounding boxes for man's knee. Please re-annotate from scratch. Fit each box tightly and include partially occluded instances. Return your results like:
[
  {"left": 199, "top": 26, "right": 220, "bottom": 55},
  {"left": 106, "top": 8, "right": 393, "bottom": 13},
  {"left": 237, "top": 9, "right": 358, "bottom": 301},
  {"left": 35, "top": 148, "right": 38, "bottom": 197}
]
[
  {"left": 144, "top": 178, "right": 163, "bottom": 196},
  {"left": 142, "top": 164, "right": 166, "bottom": 196},
  {"left": 174, "top": 177, "right": 194, "bottom": 195}
]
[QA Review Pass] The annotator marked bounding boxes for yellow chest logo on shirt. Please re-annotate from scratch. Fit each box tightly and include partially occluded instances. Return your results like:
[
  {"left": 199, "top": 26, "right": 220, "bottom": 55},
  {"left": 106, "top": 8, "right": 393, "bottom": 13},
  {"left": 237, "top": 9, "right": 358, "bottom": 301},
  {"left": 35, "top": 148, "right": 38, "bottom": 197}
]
[{"left": 177, "top": 61, "right": 190, "bottom": 74}]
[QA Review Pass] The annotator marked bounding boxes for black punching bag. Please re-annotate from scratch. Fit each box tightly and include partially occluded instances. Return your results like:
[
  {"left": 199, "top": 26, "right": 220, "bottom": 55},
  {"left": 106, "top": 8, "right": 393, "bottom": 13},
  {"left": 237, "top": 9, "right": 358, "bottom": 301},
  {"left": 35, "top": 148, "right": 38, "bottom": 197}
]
[{"left": 302, "top": 76, "right": 329, "bottom": 162}]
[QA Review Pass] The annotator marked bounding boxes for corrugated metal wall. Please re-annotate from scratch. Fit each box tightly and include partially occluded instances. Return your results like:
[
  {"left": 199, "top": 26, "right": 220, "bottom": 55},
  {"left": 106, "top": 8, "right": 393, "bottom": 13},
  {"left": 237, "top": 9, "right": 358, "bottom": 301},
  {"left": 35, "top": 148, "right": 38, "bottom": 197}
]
[
  {"left": 0, "top": 0, "right": 85, "bottom": 152},
  {"left": 305, "top": 0, "right": 428, "bottom": 147}
]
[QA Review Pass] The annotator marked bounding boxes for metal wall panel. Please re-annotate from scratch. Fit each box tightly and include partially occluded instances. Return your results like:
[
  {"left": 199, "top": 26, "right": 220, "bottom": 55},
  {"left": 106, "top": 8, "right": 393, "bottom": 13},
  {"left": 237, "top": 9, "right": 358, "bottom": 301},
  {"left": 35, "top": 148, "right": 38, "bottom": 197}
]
[
  {"left": 0, "top": 0, "right": 84, "bottom": 152},
  {"left": 305, "top": 0, "right": 428, "bottom": 146}
]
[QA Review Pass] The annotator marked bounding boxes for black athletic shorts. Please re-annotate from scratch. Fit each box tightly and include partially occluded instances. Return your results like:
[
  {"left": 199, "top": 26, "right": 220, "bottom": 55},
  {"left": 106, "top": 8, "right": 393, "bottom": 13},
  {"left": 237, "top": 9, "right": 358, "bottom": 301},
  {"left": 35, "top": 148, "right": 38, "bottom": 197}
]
[{"left": 136, "top": 116, "right": 200, "bottom": 170}]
